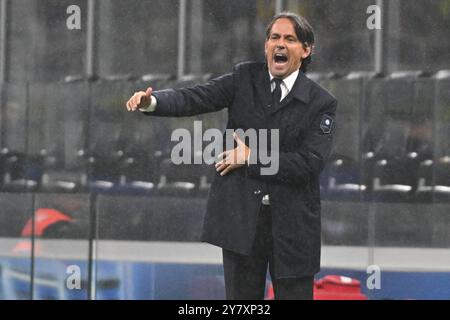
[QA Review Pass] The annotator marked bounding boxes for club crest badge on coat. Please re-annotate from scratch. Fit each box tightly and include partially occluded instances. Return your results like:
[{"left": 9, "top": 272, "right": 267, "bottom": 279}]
[{"left": 320, "top": 115, "right": 334, "bottom": 134}]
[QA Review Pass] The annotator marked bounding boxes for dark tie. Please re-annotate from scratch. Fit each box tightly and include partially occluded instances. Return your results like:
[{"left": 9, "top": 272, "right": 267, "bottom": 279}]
[{"left": 272, "top": 78, "right": 283, "bottom": 107}]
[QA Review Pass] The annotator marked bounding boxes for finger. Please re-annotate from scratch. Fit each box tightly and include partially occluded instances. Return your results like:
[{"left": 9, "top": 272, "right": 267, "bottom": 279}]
[
  {"left": 132, "top": 94, "right": 142, "bottom": 110},
  {"left": 134, "top": 93, "right": 143, "bottom": 104},
  {"left": 223, "top": 155, "right": 235, "bottom": 165},
  {"left": 129, "top": 98, "right": 136, "bottom": 111},
  {"left": 217, "top": 150, "right": 231, "bottom": 161},
  {"left": 130, "top": 92, "right": 139, "bottom": 104},
  {"left": 129, "top": 95, "right": 137, "bottom": 108},
  {"left": 129, "top": 94, "right": 136, "bottom": 107},
  {"left": 217, "top": 154, "right": 236, "bottom": 166},
  {"left": 220, "top": 164, "right": 236, "bottom": 176},
  {"left": 233, "top": 132, "right": 246, "bottom": 146},
  {"left": 129, "top": 92, "right": 142, "bottom": 111},
  {"left": 215, "top": 159, "right": 224, "bottom": 167},
  {"left": 136, "top": 93, "right": 143, "bottom": 106},
  {"left": 145, "top": 87, "right": 153, "bottom": 97},
  {"left": 127, "top": 94, "right": 137, "bottom": 109},
  {"left": 216, "top": 163, "right": 228, "bottom": 173},
  {"left": 216, "top": 162, "right": 228, "bottom": 171}
]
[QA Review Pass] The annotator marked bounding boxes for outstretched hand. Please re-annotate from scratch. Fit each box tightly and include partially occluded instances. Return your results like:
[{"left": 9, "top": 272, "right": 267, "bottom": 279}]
[
  {"left": 126, "top": 87, "right": 153, "bottom": 111},
  {"left": 215, "top": 133, "right": 251, "bottom": 176}
]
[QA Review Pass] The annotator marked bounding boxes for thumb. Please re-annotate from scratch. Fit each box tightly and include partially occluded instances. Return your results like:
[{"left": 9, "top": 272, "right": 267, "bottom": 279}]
[{"left": 145, "top": 87, "right": 153, "bottom": 97}]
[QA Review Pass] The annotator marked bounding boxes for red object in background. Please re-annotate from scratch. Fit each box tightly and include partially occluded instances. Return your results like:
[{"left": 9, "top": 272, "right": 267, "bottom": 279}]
[
  {"left": 21, "top": 208, "right": 72, "bottom": 237},
  {"left": 12, "top": 208, "right": 73, "bottom": 253},
  {"left": 314, "top": 275, "right": 367, "bottom": 300},
  {"left": 265, "top": 275, "right": 368, "bottom": 300}
]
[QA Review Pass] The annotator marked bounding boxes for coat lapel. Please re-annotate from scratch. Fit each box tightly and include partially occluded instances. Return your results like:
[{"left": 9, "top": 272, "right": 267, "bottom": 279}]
[
  {"left": 252, "top": 64, "right": 272, "bottom": 112},
  {"left": 269, "top": 70, "right": 312, "bottom": 115}
]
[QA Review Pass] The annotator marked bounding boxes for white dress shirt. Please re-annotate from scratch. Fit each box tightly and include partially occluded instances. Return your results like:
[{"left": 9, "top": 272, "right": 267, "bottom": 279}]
[
  {"left": 269, "top": 69, "right": 299, "bottom": 102},
  {"left": 139, "top": 95, "right": 158, "bottom": 112}
]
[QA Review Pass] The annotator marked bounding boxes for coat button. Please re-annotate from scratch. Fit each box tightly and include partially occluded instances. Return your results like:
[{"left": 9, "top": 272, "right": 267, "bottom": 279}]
[
  {"left": 254, "top": 190, "right": 261, "bottom": 195},
  {"left": 267, "top": 104, "right": 271, "bottom": 108}
]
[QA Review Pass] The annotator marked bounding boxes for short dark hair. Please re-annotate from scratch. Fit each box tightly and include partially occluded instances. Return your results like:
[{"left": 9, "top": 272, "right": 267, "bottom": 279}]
[{"left": 265, "top": 12, "right": 315, "bottom": 73}]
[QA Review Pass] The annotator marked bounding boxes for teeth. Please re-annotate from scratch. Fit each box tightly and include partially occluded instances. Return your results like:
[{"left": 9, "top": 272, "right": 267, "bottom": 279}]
[{"left": 274, "top": 53, "right": 288, "bottom": 63}]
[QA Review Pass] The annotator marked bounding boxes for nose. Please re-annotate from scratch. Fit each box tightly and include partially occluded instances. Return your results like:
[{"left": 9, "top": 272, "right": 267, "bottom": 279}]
[{"left": 276, "top": 40, "right": 286, "bottom": 49}]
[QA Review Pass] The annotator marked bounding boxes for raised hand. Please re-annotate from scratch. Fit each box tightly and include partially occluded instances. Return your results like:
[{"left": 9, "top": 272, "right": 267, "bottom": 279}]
[
  {"left": 215, "top": 133, "right": 251, "bottom": 176},
  {"left": 126, "top": 87, "right": 153, "bottom": 111}
]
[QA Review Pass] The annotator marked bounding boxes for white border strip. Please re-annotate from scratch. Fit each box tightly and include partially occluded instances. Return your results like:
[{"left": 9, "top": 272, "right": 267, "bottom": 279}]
[{"left": 1, "top": 239, "right": 450, "bottom": 272}]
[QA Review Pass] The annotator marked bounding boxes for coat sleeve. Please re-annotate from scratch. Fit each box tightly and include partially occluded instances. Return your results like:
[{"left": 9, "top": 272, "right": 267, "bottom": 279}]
[
  {"left": 146, "top": 72, "right": 235, "bottom": 117},
  {"left": 246, "top": 98, "right": 338, "bottom": 187}
]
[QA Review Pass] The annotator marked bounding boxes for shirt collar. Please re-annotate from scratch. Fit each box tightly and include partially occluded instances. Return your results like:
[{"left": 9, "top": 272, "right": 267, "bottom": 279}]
[{"left": 269, "top": 69, "right": 300, "bottom": 93}]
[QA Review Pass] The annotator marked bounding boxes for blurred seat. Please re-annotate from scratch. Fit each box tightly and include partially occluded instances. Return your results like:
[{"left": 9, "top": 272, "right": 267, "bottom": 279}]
[
  {"left": 115, "top": 110, "right": 166, "bottom": 194},
  {"left": 63, "top": 75, "right": 86, "bottom": 83},
  {"left": 177, "top": 73, "right": 213, "bottom": 83},
  {"left": 114, "top": 150, "right": 161, "bottom": 195},
  {"left": 101, "top": 74, "right": 136, "bottom": 81},
  {"left": 1, "top": 149, "right": 44, "bottom": 192},
  {"left": 415, "top": 159, "right": 434, "bottom": 202},
  {"left": 433, "top": 156, "right": 450, "bottom": 202},
  {"left": 87, "top": 150, "right": 124, "bottom": 194},
  {"left": 306, "top": 72, "right": 340, "bottom": 83},
  {"left": 0, "top": 148, "right": 11, "bottom": 189},
  {"left": 140, "top": 73, "right": 175, "bottom": 82},
  {"left": 345, "top": 71, "right": 383, "bottom": 80},
  {"left": 413, "top": 156, "right": 450, "bottom": 203},
  {"left": 371, "top": 157, "right": 415, "bottom": 202},
  {"left": 362, "top": 73, "right": 415, "bottom": 158},
  {"left": 88, "top": 79, "right": 135, "bottom": 193},
  {"left": 155, "top": 156, "right": 215, "bottom": 197},
  {"left": 325, "top": 156, "right": 366, "bottom": 201},
  {"left": 157, "top": 158, "right": 198, "bottom": 196},
  {"left": 372, "top": 120, "right": 411, "bottom": 159},
  {"left": 320, "top": 77, "right": 364, "bottom": 200},
  {"left": 361, "top": 120, "right": 416, "bottom": 201},
  {"left": 387, "top": 70, "right": 430, "bottom": 80},
  {"left": 39, "top": 149, "right": 89, "bottom": 193},
  {"left": 360, "top": 151, "right": 377, "bottom": 195},
  {"left": 434, "top": 70, "right": 450, "bottom": 80}
]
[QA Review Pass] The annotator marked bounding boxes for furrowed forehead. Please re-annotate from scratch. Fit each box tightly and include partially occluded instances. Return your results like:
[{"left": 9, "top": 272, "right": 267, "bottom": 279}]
[{"left": 269, "top": 18, "right": 297, "bottom": 37}]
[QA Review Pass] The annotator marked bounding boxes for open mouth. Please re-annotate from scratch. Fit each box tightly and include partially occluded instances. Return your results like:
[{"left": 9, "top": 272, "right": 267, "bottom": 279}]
[{"left": 274, "top": 53, "right": 288, "bottom": 64}]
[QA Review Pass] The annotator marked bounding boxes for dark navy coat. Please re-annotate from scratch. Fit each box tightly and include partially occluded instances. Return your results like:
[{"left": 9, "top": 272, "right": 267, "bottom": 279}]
[{"left": 148, "top": 62, "right": 337, "bottom": 278}]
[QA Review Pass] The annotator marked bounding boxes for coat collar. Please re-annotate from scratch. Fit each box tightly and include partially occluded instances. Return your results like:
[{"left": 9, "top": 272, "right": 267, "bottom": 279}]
[
  {"left": 253, "top": 63, "right": 312, "bottom": 115},
  {"left": 289, "top": 69, "right": 312, "bottom": 104}
]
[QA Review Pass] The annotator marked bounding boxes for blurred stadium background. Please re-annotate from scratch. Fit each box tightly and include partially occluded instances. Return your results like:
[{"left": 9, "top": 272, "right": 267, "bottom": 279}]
[{"left": 0, "top": 0, "right": 450, "bottom": 300}]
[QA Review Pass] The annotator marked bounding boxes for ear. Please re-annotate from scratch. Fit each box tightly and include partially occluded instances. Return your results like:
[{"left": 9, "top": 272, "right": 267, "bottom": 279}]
[
  {"left": 264, "top": 41, "right": 268, "bottom": 56},
  {"left": 302, "top": 46, "right": 312, "bottom": 59}
]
